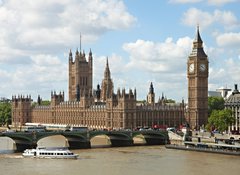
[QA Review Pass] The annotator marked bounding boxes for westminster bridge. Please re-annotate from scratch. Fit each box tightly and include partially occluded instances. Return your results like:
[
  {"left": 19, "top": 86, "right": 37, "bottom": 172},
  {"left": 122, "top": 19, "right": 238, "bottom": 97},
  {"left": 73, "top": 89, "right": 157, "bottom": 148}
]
[{"left": 0, "top": 130, "right": 169, "bottom": 152}]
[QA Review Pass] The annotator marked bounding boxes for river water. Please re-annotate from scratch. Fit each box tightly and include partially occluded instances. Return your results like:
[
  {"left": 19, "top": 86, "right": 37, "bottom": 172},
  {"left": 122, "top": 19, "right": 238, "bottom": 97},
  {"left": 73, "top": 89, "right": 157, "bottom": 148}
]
[{"left": 0, "top": 136, "right": 240, "bottom": 175}]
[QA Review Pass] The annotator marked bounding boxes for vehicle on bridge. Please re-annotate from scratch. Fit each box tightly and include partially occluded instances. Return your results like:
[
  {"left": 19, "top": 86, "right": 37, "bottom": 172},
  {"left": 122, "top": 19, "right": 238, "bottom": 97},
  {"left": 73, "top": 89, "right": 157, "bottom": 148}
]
[{"left": 21, "top": 125, "right": 46, "bottom": 132}]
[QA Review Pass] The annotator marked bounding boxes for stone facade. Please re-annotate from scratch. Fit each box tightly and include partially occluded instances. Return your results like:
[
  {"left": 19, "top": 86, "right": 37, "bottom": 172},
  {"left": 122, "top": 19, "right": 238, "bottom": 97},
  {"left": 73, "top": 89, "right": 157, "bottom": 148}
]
[
  {"left": 187, "top": 27, "right": 209, "bottom": 129},
  {"left": 12, "top": 47, "right": 185, "bottom": 130}
]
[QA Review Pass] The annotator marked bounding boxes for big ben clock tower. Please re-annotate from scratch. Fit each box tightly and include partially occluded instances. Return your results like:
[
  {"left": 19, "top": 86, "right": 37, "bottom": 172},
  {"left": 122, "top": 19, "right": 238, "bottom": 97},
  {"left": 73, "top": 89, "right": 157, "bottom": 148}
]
[{"left": 187, "top": 26, "right": 209, "bottom": 130}]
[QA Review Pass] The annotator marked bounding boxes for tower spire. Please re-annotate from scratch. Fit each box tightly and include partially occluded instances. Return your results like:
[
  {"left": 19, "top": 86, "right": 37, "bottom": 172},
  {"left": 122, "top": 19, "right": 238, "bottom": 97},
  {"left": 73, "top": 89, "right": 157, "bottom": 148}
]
[
  {"left": 149, "top": 82, "right": 154, "bottom": 94},
  {"left": 80, "top": 33, "right": 82, "bottom": 53},
  {"left": 104, "top": 57, "right": 111, "bottom": 79},
  {"left": 101, "top": 57, "right": 113, "bottom": 101},
  {"left": 190, "top": 25, "right": 207, "bottom": 57},
  {"left": 195, "top": 24, "right": 202, "bottom": 43}
]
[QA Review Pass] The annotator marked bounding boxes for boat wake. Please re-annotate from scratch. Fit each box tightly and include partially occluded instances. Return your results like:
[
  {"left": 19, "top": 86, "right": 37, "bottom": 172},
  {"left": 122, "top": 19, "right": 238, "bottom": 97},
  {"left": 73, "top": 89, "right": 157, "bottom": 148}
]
[{"left": 0, "top": 154, "right": 23, "bottom": 159}]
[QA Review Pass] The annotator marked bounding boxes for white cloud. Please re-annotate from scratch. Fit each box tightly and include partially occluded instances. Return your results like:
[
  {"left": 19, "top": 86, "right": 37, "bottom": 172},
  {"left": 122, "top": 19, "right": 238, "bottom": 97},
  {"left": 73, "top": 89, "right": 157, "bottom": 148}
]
[
  {"left": 182, "top": 8, "right": 239, "bottom": 30},
  {"left": 209, "top": 56, "right": 240, "bottom": 92},
  {"left": 0, "top": 0, "right": 136, "bottom": 99},
  {"left": 123, "top": 37, "right": 192, "bottom": 74},
  {"left": 216, "top": 32, "right": 240, "bottom": 47},
  {"left": 169, "top": 0, "right": 238, "bottom": 5},
  {"left": 90, "top": 36, "right": 194, "bottom": 101},
  {"left": 207, "top": 0, "right": 238, "bottom": 6},
  {"left": 182, "top": 8, "right": 215, "bottom": 29},
  {"left": 214, "top": 10, "right": 239, "bottom": 30},
  {"left": 0, "top": 0, "right": 136, "bottom": 62},
  {"left": 121, "top": 37, "right": 191, "bottom": 100},
  {"left": 93, "top": 53, "right": 127, "bottom": 86},
  {"left": 0, "top": 54, "right": 68, "bottom": 99},
  {"left": 31, "top": 54, "right": 62, "bottom": 66},
  {"left": 169, "top": 0, "right": 202, "bottom": 3}
]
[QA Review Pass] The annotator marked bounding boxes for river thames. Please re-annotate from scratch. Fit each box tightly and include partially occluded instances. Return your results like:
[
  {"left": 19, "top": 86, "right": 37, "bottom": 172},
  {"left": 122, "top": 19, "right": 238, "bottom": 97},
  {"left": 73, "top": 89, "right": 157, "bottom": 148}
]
[{"left": 0, "top": 136, "right": 240, "bottom": 175}]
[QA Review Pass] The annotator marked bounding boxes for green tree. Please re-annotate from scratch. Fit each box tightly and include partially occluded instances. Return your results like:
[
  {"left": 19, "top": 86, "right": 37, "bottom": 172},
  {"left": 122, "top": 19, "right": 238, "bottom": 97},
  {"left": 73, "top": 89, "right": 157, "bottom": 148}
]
[
  {"left": 208, "top": 96, "right": 225, "bottom": 115},
  {"left": 206, "top": 109, "right": 234, "bottom": 132},
  {"left": 41, "top": 100, "right": 50, "bottom": 106},
  {"left": 165, "top": 99, "right": 175, "bottom": 103},
  {"left": 32, "top": 100, "right": 51, "bottom": 107},
  {"left": 0, "top": 102, "right": 12, "bottom": 127}
]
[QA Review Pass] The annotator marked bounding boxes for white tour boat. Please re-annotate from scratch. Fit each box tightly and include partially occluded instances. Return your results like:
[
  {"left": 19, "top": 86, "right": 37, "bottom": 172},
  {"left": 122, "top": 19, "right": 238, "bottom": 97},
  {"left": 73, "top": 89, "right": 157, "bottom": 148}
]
[{"left": 22, "top": 147, "right": 78, "bottom": 159}]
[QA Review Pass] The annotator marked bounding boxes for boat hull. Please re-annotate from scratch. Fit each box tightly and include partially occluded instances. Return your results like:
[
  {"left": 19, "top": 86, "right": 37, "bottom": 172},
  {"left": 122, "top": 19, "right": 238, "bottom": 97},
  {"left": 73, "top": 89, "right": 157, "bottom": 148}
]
[
  {"left": 22, "top": 147, "right": 79, "bottom": 159},
  {"left": 165, "top": 144, "right": 240, "bottom": 156}
]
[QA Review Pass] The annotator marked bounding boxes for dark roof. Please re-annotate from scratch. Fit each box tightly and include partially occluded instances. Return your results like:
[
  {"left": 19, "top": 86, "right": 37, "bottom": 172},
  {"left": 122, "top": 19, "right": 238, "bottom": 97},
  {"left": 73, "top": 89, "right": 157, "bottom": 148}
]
[
  {"left": 195, "top": 26, "right": 203, "bottom": 43},
  {"left": 225, "top": 93, "right": 240, "bottom": 106},
  {"left": 189, "top": 26, "right": 207, "bottom": 58},
  {"left": 190, "top": 48, "right": 207, "bottom": 58}
]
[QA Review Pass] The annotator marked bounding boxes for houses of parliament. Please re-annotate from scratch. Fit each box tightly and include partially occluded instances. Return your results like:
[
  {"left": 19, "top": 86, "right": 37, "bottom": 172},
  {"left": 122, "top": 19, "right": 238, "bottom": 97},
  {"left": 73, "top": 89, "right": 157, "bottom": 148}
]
[{"left": 12, "top": 28, "right": 208, "bottom": 130}]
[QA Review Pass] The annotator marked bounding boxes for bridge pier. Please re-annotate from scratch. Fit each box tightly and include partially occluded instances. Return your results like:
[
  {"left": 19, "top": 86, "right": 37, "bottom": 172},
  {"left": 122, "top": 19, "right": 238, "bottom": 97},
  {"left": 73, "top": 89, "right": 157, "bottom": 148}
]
[
  {"left": 68, "top": 140, "right": 91, "bottom": 149},
  {"left": 15, "top": 143, "right": 37, "bottom": 152},
  {"left": 144, "top": 138, "right": 167, "bottom": 145},
  {"left": 110, "top": 139, "right": 133, "bottom": 147}
]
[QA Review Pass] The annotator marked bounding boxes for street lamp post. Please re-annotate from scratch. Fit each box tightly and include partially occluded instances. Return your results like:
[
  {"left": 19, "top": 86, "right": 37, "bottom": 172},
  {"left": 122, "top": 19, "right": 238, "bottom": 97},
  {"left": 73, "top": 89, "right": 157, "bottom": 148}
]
[{"left": 196, "top": 110, "right": 199, "bottom": 131}]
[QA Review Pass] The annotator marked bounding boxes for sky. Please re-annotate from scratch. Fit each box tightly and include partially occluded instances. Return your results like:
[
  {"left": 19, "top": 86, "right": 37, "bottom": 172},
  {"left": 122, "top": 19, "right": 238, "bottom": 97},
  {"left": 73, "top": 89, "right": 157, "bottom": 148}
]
[{"left": 0, "top": 0, "right": 240, "bottom": 102}]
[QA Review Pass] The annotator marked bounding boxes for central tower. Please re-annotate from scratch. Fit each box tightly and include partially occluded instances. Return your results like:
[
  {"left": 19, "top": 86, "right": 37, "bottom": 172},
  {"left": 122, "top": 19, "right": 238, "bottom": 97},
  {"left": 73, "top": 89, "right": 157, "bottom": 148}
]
[
  {"left": 187, "top": 27, "right": 209, "bottom": 129},
  {"left": 68, "top": 49, "right": 93, "bottom": 101}
]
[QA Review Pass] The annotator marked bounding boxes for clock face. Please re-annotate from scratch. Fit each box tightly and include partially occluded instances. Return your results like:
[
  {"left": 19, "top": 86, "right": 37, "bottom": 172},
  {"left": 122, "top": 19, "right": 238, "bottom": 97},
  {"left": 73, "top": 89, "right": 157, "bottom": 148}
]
[
  {"left": 189, "top": 63, "right": 194, "bottom": 73},
  {"left": 200, "top": 64, "right": 206, "bottom": 72}
]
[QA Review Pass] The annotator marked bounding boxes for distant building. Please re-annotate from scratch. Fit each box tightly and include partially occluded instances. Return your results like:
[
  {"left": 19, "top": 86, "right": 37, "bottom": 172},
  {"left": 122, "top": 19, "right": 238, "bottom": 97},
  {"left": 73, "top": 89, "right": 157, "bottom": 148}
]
[
  {"left": 208, "top": 87, "right": 231, "bottom": 100},
  {"left": 12, "top": 48, "right": 185, "bottom": 130},
  {"left": 217, "top": 87, "right": 232, "bottom": 99},
  {"left": 0, "top": 97, "right": 11, "bottom": 103},
  {"left": 208, "top": 91, "right": 222, "bottom": 98},
  {"left": 225, "top": 84, "right": 240, "bottom": 134}
]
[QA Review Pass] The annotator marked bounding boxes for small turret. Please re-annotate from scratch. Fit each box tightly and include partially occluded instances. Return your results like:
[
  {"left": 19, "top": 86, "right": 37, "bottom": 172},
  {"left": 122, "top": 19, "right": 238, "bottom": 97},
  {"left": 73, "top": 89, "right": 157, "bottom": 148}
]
[
  {"left": 232, "top": 84, "right": 239, "bottom": 95},
  {"left": 149, "top": 82, "right": 154, "bottom": 94},
  {"left": 88, "top": 49, "right": 93, "bottom": 68},
  {"left": 11, "top": 94, "right": 32, "bottom": 126},
  {"left": 37, "top": 95, "right": 42, "bottom": 105},
  {"left": 147, "top": 82, "right": 155, "bottom": 105},
  {"left": 51, "top": 91, "right": 64, "bottom": 106},
  {"left": 69, "top": 49, "right": 73, "bottom": 62},
  {"left": 75, "top": 48, "right": 79, "bottom": 62},
  {"left": 96, "top": 84, "right": 101, "bottom": 101},
  {"left": 134, "top": 88, "right": 137, "bottom": 100},
  {"left": 117, "top": 88, "right": 121, "bottom": 97}
]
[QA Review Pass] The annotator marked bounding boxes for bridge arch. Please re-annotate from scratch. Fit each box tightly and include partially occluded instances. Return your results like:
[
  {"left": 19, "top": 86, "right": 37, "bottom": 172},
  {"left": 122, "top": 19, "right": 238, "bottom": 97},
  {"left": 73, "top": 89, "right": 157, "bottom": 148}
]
[
  {"left": 132, "top": 131, "right": 168, "bottom": 145},
  {"left": 90, "top": 131, "right": 133, "bottom": 147},
  {"left": 1, "top": 132, "right": 35, "bottom": 151},
  {"left": 132, "top": 134, "right": 147, "bottom": 145},
  {"left": 90, "top": 134, "right": 111, "bottom": 147},
  {"left": 37, "top": 135, "right": 67, "bottom": 147}
]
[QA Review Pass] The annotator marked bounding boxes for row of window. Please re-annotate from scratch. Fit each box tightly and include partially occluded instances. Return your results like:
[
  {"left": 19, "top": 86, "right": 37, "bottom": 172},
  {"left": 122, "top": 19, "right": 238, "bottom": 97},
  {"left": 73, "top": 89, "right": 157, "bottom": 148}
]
[{"left": 39, "top": 152, "right": 74, "bottom": 155}]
